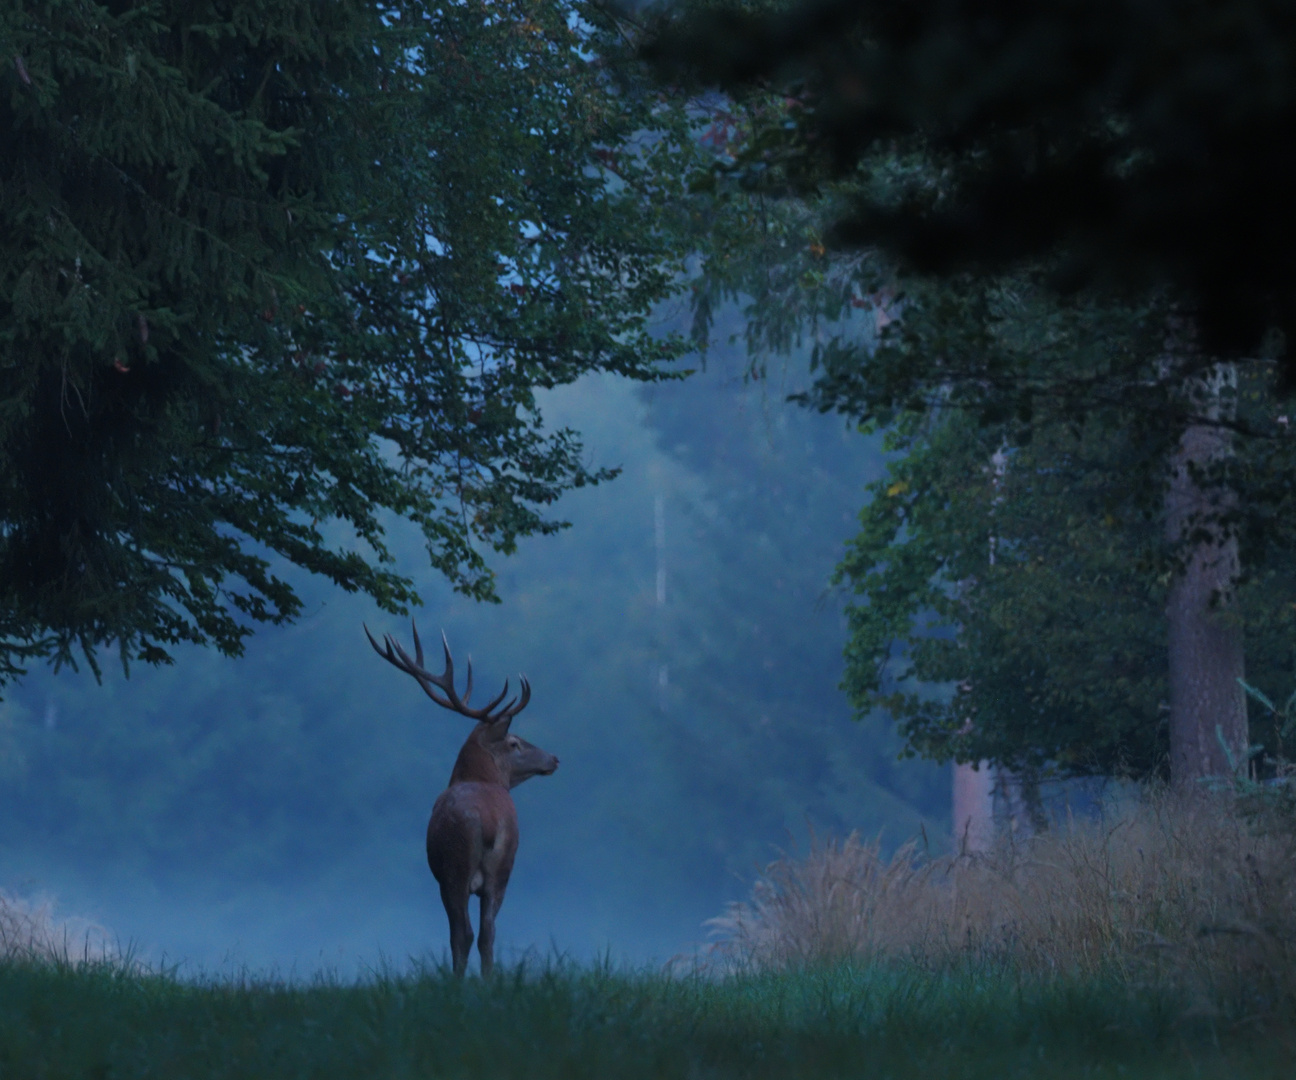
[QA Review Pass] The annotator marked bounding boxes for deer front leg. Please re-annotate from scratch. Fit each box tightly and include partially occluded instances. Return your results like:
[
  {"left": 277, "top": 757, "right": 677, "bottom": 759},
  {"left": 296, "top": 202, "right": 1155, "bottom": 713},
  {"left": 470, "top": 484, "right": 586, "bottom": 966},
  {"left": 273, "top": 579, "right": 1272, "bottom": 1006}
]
[{"left": 439, "top": 881, "right": 474, "bottom": 978}]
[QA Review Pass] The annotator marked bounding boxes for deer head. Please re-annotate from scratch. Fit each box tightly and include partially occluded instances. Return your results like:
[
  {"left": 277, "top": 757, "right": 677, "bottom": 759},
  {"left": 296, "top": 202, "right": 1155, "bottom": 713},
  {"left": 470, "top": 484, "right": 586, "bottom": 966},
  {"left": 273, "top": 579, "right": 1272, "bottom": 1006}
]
[{"left": 365, "top": 621, "right": 557, "bottom": 788}]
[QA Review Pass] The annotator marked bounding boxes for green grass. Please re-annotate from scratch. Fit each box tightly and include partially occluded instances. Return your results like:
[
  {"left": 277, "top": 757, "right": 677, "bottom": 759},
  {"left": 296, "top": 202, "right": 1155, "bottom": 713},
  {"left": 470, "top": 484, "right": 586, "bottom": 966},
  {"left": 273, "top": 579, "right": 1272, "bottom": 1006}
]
[{"left": 0, "top": 956, "right": 1290, "bottom": 1079}]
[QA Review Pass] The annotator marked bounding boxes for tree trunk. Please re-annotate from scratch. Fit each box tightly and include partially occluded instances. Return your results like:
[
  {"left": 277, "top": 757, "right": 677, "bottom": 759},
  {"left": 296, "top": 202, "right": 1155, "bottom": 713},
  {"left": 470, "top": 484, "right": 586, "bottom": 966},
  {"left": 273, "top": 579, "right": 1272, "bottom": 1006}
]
[
  {"left": 951, "top": 443, "right": 1010, "bottom": 853},
  {"left": 1164, "top": 364, "right": 1248, "bottom": 784},
  {"left": 1000, "top": 764, "right": 1048, "bottom": 836},
  {"left": 952, "top": 760, "right": 995, "bottom": 852}
]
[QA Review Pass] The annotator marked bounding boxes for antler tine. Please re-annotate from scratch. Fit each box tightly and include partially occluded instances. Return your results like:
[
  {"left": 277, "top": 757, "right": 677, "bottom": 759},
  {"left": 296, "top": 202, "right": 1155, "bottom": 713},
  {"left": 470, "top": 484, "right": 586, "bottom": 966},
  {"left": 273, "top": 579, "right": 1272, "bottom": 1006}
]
[
  {"left": 436, "top": 628, "right": 452, "bottom": 684},
  {"left": 411, "top": 620, "right": 426, "bottom": 669},
  {"left": 434, "top": 630, "right": 481, "bottom": 710},
  {"left": 365, "top": 623, "right": 454, "bottom": 710},
  {"left": 368, "top": 621, "right": 521, "bottom": 723},
  {"left": 496, "top": 675, "right": 531, "bottom": 724},
  {"left": 479, "top": 678, "right": 512, "bottom": 717},
  {"left": 364, "top": 622, "right": 388, "bottom": 660},
  {"left": 391, "top": 632, "right": 461, "bottom": 707},
  {"left": 391, "top": 634, "right": 459, "bottom": 710},
  {"left": 366, "top": 624, "right": 413, "bottom": 677}
]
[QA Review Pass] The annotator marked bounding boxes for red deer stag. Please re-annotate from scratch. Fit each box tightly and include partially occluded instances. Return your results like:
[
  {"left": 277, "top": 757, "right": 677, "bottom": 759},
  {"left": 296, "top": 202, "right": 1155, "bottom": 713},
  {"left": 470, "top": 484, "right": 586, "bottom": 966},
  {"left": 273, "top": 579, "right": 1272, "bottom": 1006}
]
[{"left": 366, "top": 622, "right": 558, "bottom": 977}]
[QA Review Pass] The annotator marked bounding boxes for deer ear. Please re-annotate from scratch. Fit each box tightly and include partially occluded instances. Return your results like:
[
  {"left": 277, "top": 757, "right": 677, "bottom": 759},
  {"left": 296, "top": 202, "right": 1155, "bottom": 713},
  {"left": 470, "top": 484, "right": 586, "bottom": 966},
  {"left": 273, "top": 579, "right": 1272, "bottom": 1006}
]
[{"left": 485, "top": 716, "right": 513, "bottom": 741}]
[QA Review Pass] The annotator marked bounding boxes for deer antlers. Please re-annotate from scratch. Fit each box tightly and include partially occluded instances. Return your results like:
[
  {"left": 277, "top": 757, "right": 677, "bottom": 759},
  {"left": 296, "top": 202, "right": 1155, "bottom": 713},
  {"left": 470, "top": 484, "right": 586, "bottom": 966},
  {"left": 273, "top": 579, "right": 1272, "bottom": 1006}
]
[{"left": 365, "top": 621, "right": 531, "bottom": 725}]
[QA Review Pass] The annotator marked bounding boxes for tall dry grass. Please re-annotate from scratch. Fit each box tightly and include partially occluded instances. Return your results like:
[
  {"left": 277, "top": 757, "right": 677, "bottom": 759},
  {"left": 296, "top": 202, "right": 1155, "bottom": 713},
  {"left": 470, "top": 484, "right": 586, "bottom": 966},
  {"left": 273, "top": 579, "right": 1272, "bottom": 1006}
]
[
  {"left": 0, "top": 889, "right": 115, "bottom": 964},
  {"left": 706, "top": 788, "right": 1296, "bottom": 1014}
]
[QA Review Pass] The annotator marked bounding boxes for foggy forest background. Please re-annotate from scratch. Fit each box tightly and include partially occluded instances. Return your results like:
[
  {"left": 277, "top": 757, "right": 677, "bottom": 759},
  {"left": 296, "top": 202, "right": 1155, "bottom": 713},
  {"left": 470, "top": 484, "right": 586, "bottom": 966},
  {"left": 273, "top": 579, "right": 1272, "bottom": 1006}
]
[
  {"left": 0, "top": 303, "right": 944, "bottom": 972},
  {"left": 6, "top": 0, "right": 1296, "bottom": 1001}
]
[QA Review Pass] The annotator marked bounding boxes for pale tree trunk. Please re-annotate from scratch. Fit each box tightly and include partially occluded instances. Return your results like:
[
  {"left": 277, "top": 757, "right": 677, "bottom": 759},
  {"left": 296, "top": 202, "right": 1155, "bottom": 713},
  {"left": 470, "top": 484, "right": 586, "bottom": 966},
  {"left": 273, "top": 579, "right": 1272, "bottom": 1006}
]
[
  {"left": 654, "top": 492, "right": 669, "bottom": 712},
  {"left": 1164, "top": 363, "right": 1248, "bottom": 784},
  {"left": 952, "top": 445, "right": 1009, "bottom": 852},
  {"left": 952, "top": 760, "right": 995, "bottom": 853},
  {"left": 880, "top": 295, "right": 1009, "bottom": 851}
]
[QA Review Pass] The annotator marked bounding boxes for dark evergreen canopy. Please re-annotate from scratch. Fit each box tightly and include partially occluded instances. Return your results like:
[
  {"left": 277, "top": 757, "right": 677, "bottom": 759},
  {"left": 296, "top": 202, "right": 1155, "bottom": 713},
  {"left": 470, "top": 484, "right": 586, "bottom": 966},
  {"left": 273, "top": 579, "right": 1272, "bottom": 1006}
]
[
  {"left": 0, "top": 0, "right": 690, "bottom": 681},
  {"left": 648, "top": 0, "right": 1296, "bottom": 373}
]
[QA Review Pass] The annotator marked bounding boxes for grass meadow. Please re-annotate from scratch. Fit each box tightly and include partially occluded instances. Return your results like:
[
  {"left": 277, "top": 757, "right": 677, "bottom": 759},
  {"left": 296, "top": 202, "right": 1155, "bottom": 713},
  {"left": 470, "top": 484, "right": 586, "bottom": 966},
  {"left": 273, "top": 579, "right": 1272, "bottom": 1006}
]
[
  {"left": 1, "top": 955, "right": 1288, "bottom": 1079},
  {"left": 2, "top": 789, "right": 1294, "bottom": 1079}
]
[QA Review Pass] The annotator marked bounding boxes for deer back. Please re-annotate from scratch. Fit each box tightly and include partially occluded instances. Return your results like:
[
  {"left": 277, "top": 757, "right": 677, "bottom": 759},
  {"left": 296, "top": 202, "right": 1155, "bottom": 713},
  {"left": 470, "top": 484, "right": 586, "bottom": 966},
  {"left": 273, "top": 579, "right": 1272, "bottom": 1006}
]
[{"left": 427, "top": 779, "right": 519, "bottom": 894}]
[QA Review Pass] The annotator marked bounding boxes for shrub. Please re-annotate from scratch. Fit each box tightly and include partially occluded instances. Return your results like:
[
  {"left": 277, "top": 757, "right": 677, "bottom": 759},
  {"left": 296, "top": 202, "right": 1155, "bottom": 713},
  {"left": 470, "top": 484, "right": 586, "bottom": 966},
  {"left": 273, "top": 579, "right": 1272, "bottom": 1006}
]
[{"left": 706, "top": 788, "right": 1296, "bottom": 1018}]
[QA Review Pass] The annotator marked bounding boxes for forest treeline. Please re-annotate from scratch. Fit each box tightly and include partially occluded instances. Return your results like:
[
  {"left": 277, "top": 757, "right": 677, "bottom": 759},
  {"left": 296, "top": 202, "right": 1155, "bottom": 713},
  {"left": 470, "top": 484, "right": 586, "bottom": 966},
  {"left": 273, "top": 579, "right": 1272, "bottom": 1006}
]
[
  {"left": 5, "top": 0, "right": 1296, "bottom": 813},
  {"left": 648, "top": 0, "right": 1296, "bottom": 791}
]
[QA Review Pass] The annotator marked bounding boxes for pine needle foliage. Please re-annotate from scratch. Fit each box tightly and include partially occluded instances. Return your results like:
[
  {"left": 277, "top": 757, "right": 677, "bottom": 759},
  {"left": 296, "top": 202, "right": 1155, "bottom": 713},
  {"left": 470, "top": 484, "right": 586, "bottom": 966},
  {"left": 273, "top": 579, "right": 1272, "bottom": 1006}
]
[{"left": 0, "top": 0, "right": 693, "bottom": 682}]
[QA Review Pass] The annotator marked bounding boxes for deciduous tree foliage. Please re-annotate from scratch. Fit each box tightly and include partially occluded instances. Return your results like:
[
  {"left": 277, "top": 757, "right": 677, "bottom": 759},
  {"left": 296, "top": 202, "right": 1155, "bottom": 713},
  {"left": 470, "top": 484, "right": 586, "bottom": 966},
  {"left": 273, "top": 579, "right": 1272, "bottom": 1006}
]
[
  {"left": 840, "top": 382, "right": 1296, "bottom": 782},
  {"left": 647, "top": 0, "right": 1296, "bottom": 783},
  {"left": 0, "top": 0, "right": 692, "bottom": 682},
  {"left": 822, "top": 277, "right": 1296, "bottom": 782}
]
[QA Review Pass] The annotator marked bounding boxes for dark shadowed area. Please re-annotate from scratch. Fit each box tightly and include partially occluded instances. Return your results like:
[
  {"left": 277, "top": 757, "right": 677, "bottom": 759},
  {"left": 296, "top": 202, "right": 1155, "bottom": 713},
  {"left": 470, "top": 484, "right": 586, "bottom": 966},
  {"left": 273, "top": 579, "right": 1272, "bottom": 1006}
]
[{"left": 0, "top": 328, "right": 946, "bottom": 976}]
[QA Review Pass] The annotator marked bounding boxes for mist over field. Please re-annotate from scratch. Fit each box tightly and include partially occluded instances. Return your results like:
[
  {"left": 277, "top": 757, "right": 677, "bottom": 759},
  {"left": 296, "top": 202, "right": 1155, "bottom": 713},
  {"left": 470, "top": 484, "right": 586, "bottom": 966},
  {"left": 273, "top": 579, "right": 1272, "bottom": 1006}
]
[{"left": 0, "top": 336, "right": 946, "bottom": 976}]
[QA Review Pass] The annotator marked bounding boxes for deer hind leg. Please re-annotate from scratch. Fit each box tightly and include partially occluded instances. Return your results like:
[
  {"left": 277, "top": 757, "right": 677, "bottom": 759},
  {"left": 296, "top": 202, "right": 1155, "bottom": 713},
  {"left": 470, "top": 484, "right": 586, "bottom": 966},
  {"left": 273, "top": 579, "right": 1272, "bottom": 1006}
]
[
  {"left": 476, "top": 887, "right": 505, "bottom": 978},
  {"left": 439, "top": 881, "right": 474, "bottom": 977}
]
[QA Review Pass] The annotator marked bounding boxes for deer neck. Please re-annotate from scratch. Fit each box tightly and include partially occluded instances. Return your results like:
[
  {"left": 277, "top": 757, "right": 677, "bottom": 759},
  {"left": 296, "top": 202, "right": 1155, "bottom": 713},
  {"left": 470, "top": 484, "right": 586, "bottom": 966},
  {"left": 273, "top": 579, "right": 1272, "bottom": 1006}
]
[{"left": 447, "top": 727, "right": 508, "bottom": 788}]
